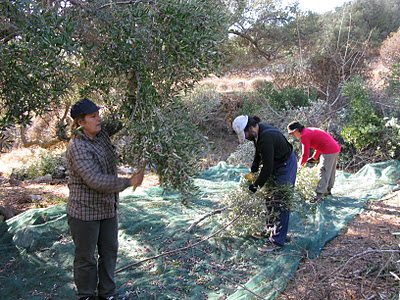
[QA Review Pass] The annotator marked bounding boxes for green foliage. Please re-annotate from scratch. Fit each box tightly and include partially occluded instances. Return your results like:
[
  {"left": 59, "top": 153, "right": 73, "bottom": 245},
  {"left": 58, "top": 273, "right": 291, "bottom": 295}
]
[
  {"left": 14, "top": 150, "right": 66, "bottom": 180},
  {"left": 340, "top": 76, "right": 383, "bottom": 151},
  {"left": 221, "top": 139, "right": 319, "bottom": 237},
  {"left": 256, "top": 81, "right": 314, "bottom": 111},
  {"left": 382, "top": 117, "right": 400, "bottom": 159},
  {"left": 294, "top": 165, "right": 320, "bottom": 203},
  {"left": 119, "top": 100, "right": 207, "bottom": 199},
  {"left": 225, "top": 0, "right": 302, "bottom": 67},
  {"left": 238, "top": 91, "right": 266, "bottom": 116},
  {"left": 343, "top": 0, "right": 400, "bottom": 49},
  {"left": 79, "top": 0, "right": 228, "bottom": 197},
  {"left": 219, "top": 175, "right": 269, "bottom": 236},
  {"left": 0, "top": 0, "right": 78, "bottom": 127}
]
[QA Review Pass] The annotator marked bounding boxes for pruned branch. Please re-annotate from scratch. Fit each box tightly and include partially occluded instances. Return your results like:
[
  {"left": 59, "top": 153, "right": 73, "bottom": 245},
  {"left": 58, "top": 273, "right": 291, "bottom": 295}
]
[{"left": 186, "top": 205, "right": 229, "bottom": 232}]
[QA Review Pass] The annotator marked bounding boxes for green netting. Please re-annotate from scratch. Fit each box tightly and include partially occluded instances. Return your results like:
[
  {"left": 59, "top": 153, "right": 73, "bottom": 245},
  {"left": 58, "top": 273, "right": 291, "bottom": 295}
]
[{"left": 0, "top": 159, "right": 399, "bottom": 300}]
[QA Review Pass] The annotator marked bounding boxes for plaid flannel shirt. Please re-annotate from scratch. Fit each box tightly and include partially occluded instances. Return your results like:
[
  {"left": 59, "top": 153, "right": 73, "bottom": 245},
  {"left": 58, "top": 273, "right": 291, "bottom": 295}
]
[{"left": 66, "top": 128, "right": 130, "bottom": 221}]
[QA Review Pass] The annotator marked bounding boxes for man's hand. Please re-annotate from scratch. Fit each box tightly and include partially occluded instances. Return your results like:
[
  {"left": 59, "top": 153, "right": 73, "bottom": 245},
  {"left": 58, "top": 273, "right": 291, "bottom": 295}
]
[
  {"left": 130, "top": 168, "right": 145, "bottom": 190},
  {"left": 248, "top": 184, "right": 257, "bottom": 193}
]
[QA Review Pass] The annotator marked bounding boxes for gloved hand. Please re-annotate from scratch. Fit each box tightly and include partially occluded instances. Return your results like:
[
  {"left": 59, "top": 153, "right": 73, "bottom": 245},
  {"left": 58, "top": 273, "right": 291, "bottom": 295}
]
[
  {"left": 248, "top": 184, "right": 257, "bottom": 193},
  {"left": 307, "top": 157, "right": 319, "bottom": 164},
  {"left": 244, "top": 172, "right": 255, "bottom": 181}
]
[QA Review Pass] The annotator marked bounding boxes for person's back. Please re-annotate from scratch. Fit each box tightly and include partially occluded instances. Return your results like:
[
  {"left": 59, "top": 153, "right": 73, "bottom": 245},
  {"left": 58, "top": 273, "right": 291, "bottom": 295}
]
[
  {"left": 302, "top": 127, "right": 340, "bottom": 155},
  {"left": 257, "top": 122, "right": 293, "bottom": 165}
]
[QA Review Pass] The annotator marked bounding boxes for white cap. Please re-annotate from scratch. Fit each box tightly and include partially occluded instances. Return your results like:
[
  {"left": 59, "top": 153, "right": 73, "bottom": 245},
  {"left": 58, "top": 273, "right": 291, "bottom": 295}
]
[{"left": 232, "top": 115, "right": 248, "bottom": 144}]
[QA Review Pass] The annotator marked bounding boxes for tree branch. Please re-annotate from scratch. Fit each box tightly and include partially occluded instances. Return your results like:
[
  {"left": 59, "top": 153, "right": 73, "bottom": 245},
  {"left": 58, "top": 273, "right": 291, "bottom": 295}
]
[
  {"left": 228, "top": 29, "right": 273, "bottom": 61},
  {"left": 98, "top": 0, "right": 155, "bottom": 10},
  {"left": 19, "top": 126, "right": 64, "bottom": 148}
]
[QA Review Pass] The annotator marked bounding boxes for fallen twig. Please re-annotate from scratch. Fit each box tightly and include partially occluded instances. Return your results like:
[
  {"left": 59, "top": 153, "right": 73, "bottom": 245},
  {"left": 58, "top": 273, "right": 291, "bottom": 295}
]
[
  {"left": 186, "top": 205, "right": 230, "bottom": 232},
  {"left": 328, "top": 249, "right": 400, "bottom": 285},
  {"left": 299, "top": 249, "right": 400, "bottom": 300}
]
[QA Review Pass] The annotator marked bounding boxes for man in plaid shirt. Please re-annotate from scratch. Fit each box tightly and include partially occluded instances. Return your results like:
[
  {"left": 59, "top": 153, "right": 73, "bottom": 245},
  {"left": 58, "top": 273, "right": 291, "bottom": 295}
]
[{"left": 67, "top": 98, "right": 144, "bottom": 300}]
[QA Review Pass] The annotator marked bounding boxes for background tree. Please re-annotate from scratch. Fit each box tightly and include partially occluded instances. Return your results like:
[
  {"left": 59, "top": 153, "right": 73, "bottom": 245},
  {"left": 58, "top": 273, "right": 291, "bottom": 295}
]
[{"left": 223, "top": 0, "right": 302, "bottom": 69}]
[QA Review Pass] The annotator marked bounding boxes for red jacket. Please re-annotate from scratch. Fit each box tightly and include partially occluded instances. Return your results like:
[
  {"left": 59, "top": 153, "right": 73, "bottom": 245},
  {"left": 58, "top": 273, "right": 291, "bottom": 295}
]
[{"left": 300, "top": 127, "right": 340, "bottom": 166}]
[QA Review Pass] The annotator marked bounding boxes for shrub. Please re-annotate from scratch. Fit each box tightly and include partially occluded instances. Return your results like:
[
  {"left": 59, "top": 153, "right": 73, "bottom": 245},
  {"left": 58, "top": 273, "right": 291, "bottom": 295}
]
[
  {"left": 238, "top": 91, "right": 266, "bottom": 116},
  {"left": 340, "top": 76, "right": 383, "bottom": 151},
  {"left": 256, "top": 81, "right": 316, "bottom": 111},
  {"left": 14, "top": 150, "right": 66, "bottom": 180}
]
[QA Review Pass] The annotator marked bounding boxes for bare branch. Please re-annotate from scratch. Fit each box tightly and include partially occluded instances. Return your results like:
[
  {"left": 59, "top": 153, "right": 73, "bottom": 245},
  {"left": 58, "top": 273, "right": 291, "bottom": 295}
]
[
  {"left": 19, "top": 126, "right": 64, "bottom": 148},
  {"left": 98, "top": 0, "right": 155, "bottom": 10},
  {"left": 228, "top": 29, "right": 274, "bottom": 61}
]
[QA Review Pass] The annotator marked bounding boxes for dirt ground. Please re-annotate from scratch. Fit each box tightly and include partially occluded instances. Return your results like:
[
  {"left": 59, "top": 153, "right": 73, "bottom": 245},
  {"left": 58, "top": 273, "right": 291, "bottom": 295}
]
[
  {"left": 0, "top": 171, "right": 399, "bottom": 299},
  {"left": 278, "top": 189, "right": 400, "bottom": 299}
]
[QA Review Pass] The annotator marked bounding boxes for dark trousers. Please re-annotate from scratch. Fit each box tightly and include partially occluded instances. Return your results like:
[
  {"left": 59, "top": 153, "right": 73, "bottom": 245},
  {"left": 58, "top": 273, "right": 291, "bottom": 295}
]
[
  {"left": 269, "top": 152, "right": 297, "bottom": 246},
  {"left": 68, "top": 215, "right": 118, "bottom": 299}
]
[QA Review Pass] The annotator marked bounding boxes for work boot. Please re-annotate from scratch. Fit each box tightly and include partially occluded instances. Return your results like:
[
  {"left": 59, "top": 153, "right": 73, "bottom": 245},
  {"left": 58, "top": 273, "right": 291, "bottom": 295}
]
[{"left": 258, "top": 241, "right": 283, "bottom": 252}]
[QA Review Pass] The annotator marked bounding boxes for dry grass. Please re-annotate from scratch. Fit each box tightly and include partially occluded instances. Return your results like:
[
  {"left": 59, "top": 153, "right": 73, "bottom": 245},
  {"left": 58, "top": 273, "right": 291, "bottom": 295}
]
[{"left": 199, "top": 75, "right": 272, "bottom": 92}]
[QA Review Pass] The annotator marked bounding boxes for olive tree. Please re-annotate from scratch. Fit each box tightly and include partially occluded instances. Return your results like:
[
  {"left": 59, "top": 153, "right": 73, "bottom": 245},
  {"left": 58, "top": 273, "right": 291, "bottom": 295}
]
[{"left": 0, "top": 0, "right": 229, "bottom": 197}]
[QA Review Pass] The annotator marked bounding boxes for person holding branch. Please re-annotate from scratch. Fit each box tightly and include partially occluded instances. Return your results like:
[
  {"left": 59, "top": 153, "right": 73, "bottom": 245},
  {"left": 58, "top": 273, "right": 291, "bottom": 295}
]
[
  {"left": 232, "top": 115, "right": 297, "bottom": 251},
  {"left": 67, "top": 98, "right": 144, "bottom": 300}
]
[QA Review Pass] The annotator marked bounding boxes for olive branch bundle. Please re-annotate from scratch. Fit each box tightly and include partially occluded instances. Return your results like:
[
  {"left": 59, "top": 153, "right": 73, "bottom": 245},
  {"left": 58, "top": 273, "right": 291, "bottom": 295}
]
[{"left": 189, "top": 166, "right": 319, "bottom": 235}]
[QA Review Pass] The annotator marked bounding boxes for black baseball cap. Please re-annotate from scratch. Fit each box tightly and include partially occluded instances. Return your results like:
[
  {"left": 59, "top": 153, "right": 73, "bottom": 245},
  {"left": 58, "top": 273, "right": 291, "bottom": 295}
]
[{"left": 70, "top": 98, "right": 102, "bottom": 119}]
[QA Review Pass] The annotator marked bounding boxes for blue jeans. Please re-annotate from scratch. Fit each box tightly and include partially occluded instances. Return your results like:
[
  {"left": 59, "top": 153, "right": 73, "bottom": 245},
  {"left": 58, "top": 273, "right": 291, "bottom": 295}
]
[{"left": 269, "top": 152, "right": 297, "bottom": 246}]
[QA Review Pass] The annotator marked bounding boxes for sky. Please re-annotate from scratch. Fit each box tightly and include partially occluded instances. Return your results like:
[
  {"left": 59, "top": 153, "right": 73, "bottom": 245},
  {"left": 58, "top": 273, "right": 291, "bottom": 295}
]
[{"left": 293, "top": 0, "right": 349, "bottom": 13}]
